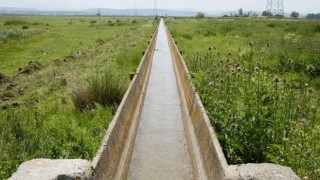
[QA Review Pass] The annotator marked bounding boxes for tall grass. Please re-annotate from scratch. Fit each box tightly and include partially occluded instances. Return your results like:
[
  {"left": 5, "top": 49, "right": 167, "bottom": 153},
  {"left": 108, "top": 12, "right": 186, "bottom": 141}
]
[
  {"left": 4, "top": 20, "right": 28, "bottom": 26},
  {"left": 0, "top": 30, "right": 29, "bottom": 44},
  {"left": 72, "top": 71, "right": 126, "bottom": 111},
  {"left": 0, "top": 104, "right": 112, "bottom": 179}
]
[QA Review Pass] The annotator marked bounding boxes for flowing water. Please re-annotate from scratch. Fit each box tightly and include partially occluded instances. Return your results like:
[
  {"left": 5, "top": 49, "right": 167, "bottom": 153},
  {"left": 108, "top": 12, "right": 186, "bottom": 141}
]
[{"left": 127, "top": 19, "right": 193, "bottom": 179}]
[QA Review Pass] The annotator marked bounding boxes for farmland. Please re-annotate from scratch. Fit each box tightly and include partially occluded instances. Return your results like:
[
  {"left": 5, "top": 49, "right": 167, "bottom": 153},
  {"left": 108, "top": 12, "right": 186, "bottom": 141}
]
[
  {"left": 167, "top": 18, "right": 320, "bottom": 178},
  {"left": 0, "top": 15, "right": 156, "bottom": 179}
]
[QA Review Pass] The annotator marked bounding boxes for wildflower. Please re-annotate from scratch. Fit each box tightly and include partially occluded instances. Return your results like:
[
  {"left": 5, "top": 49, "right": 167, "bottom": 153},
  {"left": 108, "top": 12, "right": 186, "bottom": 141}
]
[
  {"left": 307, "top": 149, "right": 312, "bottom": 157},
  {"left": 256, "top": 62, "right": 261, "bottom": 67},
  {"left": 254, "top": 66, "right": 260, "bottom": 72},
  {"left": 208, "top": 81, "right": 214, "bottom": 86},
  {"left": 307, "top": 64, "right": 315, "bottom": 72},
  {"left": 300, "top": 117, "right": 307, "bottom": 124},
  {"left": 236, "top": 66, "right": 242, "bottom": 72},
  {"left": 273, "top": 76, "right": 280, "bottom": 83}
]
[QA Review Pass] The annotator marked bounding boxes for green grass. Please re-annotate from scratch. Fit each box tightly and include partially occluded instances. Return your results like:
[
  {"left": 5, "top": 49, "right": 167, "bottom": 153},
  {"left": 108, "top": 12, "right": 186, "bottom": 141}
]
[
  {"left": 0, "top": 16, "right": 149, "bottom": 75},
  {"left": 167, "top": 18, "right": 320, "bottom": 179},
  {"left": 0, "top": 16, "right": 157, "bottom": 179}
]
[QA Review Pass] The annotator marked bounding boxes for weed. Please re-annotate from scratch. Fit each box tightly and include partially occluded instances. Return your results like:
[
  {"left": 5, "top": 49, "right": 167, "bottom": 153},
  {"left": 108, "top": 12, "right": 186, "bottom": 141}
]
[
  {"left": 22, "top": 25, "right": 29, "bottom": 30},
  {"left": 167, "top": 18, "right": 320, "bottom": 178},
  {"left": 107, "top": 20, "right": 114, "bottom": 26},
  {"left": 96, "top": 38, "right": 104, "bottom": 44},
  {"left": 315, "top": 25, "right": 320, "bottom": 33}
]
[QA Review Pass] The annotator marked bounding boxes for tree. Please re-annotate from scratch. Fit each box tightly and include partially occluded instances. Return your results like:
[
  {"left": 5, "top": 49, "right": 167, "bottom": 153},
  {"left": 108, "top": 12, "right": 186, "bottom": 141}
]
[
  {"left": 96, "top": 10, "right": 101, "bottom": 16},
  {"left": 195, "top": 12, "right": 205, "bottom": 19},
  {"left": 290, "top": 11, "right": 299, "bottom": 19},
  {"left": 306, "top": 13, "right": 320, "bottom": 19},
  {"left": 238, "top": 8, "right": 243, "bottom": 17},
  {"left": 262, "top": 11, "right": 272, "bottom": 17}
]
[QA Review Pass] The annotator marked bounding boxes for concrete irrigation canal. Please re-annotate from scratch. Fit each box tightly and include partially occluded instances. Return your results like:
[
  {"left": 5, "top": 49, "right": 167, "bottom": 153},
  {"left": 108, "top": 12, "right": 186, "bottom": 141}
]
[{"left": 10, "top": 19, "right": 299, "bottom": 180}]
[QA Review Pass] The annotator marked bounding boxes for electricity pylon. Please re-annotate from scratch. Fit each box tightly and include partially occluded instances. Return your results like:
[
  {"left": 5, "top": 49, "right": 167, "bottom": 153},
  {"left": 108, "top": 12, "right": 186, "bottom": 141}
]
[{"left": 266, "top": 0, "right": 284, "bottom": 16}]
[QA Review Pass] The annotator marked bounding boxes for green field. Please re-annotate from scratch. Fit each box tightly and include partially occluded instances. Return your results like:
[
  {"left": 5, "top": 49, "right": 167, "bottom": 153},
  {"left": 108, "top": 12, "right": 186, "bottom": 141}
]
[
  {"left": 167, "top": 18, "right": 320, "bottom": 179},
  {"left": 0, "top": 16, "right": 156, "bottom": 179}
]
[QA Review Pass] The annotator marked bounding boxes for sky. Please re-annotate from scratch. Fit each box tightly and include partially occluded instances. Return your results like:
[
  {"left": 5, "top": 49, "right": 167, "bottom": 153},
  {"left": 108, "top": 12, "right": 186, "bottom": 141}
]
[{"left": 0, "top": 0, "right": 319, "bottom": 13}]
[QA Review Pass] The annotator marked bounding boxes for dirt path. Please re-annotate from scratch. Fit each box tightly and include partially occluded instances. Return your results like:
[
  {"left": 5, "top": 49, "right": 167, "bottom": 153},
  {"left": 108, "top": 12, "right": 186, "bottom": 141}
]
[{"left": 127, "top": 19, "right": 193, "bottom": 179}]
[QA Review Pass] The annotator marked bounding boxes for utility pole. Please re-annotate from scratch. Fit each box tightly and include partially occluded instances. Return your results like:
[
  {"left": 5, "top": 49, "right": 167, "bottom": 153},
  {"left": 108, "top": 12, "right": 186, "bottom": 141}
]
[
  {"left": 153, "top": 0, "right": 158, "bottom": 17},
  {"left": 134, "top": 4, "right": 138, "bottom": 17}
]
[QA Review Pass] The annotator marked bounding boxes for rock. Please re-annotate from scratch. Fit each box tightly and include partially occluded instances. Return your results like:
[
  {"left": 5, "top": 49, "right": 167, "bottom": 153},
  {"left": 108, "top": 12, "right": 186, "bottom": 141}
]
[
  {"left": 9, "top": 159, "right": 92, "bottom": 180},
  {"left": 226, "top": 163, "right": 300, "bottom": 180}
]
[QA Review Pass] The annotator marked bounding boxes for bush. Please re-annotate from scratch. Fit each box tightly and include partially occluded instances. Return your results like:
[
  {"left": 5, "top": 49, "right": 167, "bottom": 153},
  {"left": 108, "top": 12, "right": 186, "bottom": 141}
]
[
  {"left": 96, "top": 38, "right": 104, "bottom": 44},
  {"left": 132, "top": 20, "right": 138, "bottom": 24},
  {"left": 4, "top": 20, "right": 28, "bottom": 26},
  {"left": 107, "top": 20, "right": 114, "bottom": 26},
  {"left": 22, "top": 25, "right": 29, "bottom": 30},
  {"left": 315, "top": 25, "right": 320, "bottom": 33},
  {"left": 72, "top": 72, "right": 126, "bottom": 111},
  {"left": 195, "top": 12, "right": 205, "bottom": 19},
  {"left": 0, "top": 30, "right": 27, "bottom": 43}
]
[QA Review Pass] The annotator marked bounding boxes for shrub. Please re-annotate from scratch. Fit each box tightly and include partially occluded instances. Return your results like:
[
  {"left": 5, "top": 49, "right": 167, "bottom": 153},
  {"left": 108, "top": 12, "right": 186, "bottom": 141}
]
[
  {"left": 0, "top": 30, "right": 27, "bottom": 43},
  {"left": 132, "top": 20, "right": 138, "bottom": 24},
  {"left": 315, "top": 25, "right": 320, "bottom": 33},
  {"left": 90, "top": 20, "right": 97, "bottom": 24},
  {"left": 4, "top": 20, "right": 28, "bottom": 26},
  {"left": 195, "top": 12, "right": 205, "bottom": 19},
  {"left": 22, "top": 25, "right": 29, "bottom": 30},
  {"left": 96, "top": 38, "right": 104, "bottom": 44},
  {"left": 72, "top": 72, "right": 126, "bottom": 111},
  {"left": 107, "top": 20, "right": 114, "bottom": 26},
  {"left": 181, "top": 33, "right": 193, "bottom": 40},
  {"left": 267, "top": 23, "right": 275, "bottom": 28}
]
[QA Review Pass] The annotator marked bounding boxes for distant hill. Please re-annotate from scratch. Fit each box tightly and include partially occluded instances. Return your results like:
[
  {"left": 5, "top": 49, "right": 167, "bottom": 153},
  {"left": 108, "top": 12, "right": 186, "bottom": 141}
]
[
  {"left": 0, "top": 7, "right": 313, "bottom": 18},
  {"left": 0, "top": 7, "right": 204, "bottom": 17}
]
